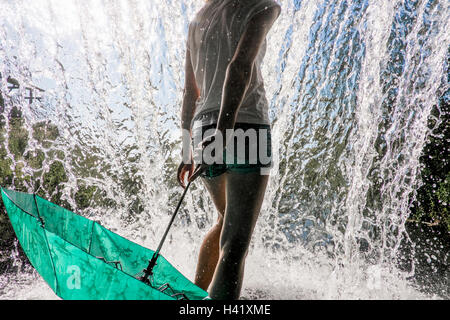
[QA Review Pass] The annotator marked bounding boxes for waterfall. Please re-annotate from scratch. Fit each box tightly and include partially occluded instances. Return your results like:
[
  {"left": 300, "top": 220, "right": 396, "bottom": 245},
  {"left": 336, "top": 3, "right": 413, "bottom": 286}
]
[{"left": 0, "top": 0, "right": 448, "bottom": 299}]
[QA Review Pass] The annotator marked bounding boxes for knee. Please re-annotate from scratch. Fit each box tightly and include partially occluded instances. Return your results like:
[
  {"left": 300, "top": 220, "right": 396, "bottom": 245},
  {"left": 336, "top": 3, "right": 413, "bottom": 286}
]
[{"left": 219, "top": 236, "right": 250, "bottom": 263}]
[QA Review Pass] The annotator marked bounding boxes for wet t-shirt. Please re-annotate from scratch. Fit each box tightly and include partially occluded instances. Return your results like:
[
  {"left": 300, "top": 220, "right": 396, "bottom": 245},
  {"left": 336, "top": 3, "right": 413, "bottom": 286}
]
[{"left": 186, "top": 0, "right": 281, "bottom": 129}]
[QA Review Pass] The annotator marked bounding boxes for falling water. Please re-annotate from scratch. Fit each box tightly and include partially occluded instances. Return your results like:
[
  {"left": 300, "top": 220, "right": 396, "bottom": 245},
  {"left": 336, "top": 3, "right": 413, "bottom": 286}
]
[{"left": 0, "top": 0, "right": 448, "bottom": 299}]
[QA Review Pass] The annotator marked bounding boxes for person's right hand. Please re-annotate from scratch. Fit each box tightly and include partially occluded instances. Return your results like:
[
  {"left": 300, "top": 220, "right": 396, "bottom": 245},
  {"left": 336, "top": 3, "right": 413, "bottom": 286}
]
[
  {"left": 188, "top": 163, "right": 208, "bottom": 183},
  {"left": 177, "top": 161, "right": 194, "bottom": 189}
]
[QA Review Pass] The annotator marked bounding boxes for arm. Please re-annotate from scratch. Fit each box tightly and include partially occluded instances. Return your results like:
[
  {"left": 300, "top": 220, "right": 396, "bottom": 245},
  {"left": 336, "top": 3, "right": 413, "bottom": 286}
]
[
  {"left": 215, "top": 4, "right": 281, "bottom": 137},
  {"left": 181, "top": 47, "right": 200, "bottom": 132},
  {"left": 178, "top": 40, "right": 200, "bottom": 188}
]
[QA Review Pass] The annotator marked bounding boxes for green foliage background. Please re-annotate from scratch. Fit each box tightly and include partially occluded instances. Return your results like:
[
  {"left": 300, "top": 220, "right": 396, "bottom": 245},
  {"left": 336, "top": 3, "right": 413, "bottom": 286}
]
[{"left": 409, "top": 53, "right": 450, "bottom": 232}]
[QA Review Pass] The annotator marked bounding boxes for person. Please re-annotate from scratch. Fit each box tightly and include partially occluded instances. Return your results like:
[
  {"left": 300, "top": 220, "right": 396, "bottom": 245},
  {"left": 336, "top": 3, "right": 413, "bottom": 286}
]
[{"left": 177, "top": 0, "right": 281, "bottom": 300}]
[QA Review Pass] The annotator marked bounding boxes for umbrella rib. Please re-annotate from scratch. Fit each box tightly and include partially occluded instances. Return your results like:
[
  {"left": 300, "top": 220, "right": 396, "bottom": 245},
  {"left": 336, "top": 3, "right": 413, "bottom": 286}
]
[{"left": 34, "top": 194, "right": 60, "bottom": 295}]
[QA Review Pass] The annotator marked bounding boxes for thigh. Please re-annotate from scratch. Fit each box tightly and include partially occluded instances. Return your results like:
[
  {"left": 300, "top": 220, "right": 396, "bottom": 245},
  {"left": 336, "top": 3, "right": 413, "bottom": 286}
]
[
  {"left": 201, "top": 174, "right": 227, "bottom": 218},
  {"left": 220, "top": 171, "right": 269, "bottom": 249}
]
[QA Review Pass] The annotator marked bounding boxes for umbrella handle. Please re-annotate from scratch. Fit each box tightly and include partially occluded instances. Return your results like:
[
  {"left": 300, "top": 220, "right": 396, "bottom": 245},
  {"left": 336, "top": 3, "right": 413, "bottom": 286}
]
[{"left": 141, "top": 164, "right": 200, "bottom": 284}]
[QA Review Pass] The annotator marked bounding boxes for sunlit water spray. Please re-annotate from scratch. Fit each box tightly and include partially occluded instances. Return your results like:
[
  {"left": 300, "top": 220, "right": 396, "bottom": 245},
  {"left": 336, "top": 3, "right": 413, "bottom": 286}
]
[{"left": 0, "top": 0, "right": 448, "bottom": 299}]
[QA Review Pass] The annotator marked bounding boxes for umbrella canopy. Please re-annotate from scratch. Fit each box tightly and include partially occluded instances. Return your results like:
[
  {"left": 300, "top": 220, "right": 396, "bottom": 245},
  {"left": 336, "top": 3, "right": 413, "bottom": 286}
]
[{"left": 1, "top": 188, "right": 208, "bottom": 300}]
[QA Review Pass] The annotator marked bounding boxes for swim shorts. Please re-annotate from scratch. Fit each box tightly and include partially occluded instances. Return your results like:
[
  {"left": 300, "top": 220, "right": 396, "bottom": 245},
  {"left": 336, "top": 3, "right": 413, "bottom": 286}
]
[{"left": 191, "top": 122, "right": 272, "bottom": 178}]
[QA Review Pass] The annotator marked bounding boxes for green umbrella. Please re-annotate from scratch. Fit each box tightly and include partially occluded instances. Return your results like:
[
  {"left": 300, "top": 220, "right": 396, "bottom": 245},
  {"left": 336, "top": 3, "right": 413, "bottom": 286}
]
[{"left": 1, "top": 187, "right": 208, "bottom": 300}]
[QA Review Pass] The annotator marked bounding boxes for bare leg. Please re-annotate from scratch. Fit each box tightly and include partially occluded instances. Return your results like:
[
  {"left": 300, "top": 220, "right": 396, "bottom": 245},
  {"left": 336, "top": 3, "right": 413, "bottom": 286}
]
[
  {"left": 194, "top": 174, "right": 226, "bottom": 291},
  {"left": 209, "top": 171, "right": 269, "bottom": 300}
]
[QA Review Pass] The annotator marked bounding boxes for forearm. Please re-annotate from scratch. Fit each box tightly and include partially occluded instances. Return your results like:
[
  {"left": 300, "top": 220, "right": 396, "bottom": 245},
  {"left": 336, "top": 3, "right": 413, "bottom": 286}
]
[{"left": 216, "top": 61, "right": 253, "bottom": 135}]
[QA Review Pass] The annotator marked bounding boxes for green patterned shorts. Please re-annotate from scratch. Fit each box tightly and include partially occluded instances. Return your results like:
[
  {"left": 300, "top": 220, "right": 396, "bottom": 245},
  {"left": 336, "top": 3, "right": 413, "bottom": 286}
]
[{"left": 191, "top": 122, "right": 272, "bottom": 178}]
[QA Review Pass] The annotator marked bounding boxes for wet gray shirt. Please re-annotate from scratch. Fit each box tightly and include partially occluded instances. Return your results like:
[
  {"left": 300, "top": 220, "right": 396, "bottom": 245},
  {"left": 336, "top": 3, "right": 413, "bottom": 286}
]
[{"left": 186, "top": 0, "right": 281, "bottom": 129}]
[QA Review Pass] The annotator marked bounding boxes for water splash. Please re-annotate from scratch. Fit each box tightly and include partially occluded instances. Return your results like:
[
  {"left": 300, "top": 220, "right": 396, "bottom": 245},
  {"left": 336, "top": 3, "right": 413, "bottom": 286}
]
[{"left": 0, "top": 0, "right": 448, "bottom": 299}]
